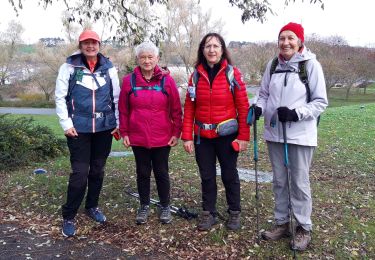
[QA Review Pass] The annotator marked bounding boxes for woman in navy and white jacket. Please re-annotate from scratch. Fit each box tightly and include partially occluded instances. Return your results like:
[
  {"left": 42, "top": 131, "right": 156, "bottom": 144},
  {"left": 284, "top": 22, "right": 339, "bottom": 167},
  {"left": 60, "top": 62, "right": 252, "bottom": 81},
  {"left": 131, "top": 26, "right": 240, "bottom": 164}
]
[
  {"left": 55, "top": 29, "right": 120, "bottom": 237},
  {"left": 255, "top": 22, "right": 328, "bottom": 251}
]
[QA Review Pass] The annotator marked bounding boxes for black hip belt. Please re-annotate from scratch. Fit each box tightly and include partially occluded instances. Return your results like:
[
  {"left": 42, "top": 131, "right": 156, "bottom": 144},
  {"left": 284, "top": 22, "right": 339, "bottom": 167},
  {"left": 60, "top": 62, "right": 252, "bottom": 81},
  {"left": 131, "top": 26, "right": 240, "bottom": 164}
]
[
  {"left": 194, "top": 121, "right": 218, "bottom": 144},
  {"left": 195, "top": 121, "right": 218, "bottom": 130},
  {"left": 71, "top": 111, "right": 113, "bottom": 119}
]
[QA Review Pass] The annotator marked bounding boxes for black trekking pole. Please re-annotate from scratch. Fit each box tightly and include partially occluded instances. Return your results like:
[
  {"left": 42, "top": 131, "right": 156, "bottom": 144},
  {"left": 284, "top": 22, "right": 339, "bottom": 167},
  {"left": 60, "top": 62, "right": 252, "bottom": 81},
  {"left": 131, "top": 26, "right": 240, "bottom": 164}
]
[
  {"left": 247, "top": 105, "right": 260, "bottom": 243},
  {"left": 125, "top": 189, "right": 198, "bottom": 220},
  {"left": 282, "top": 122, "right": 297, "bottom": 259}
]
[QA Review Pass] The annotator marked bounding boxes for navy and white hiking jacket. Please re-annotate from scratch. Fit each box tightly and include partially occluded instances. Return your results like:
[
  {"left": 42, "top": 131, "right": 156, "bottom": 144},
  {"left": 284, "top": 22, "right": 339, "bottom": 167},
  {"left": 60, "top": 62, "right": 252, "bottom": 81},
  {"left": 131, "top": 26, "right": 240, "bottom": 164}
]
[{"left": 55, "top": 51, "right": 120, "bottom": 133}]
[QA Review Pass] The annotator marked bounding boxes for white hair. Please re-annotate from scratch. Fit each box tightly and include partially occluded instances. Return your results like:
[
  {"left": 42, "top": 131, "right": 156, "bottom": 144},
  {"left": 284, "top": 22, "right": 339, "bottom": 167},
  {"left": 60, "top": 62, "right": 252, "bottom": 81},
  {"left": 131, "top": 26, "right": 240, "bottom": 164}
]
[{"left": 134, "top": 41, "right": 159, "bottom": 57}]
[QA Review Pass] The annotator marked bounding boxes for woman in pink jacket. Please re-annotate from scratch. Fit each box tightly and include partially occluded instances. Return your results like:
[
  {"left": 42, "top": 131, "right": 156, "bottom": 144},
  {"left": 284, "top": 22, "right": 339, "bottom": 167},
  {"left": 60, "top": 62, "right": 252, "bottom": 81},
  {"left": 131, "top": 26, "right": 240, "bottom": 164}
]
[{"left": 118, "top": 42, "right": 182, "bottom": 225}]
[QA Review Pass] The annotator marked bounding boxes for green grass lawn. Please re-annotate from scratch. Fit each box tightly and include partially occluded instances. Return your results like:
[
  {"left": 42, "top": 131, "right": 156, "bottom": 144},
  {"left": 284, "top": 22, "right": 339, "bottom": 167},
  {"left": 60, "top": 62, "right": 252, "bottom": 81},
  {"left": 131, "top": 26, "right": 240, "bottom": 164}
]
[
  {"left": 1, "top": 103, "right": 374, "bottom": 258},
  {"left": 328, "top": 84, "right": 375, "bottom": 107}
]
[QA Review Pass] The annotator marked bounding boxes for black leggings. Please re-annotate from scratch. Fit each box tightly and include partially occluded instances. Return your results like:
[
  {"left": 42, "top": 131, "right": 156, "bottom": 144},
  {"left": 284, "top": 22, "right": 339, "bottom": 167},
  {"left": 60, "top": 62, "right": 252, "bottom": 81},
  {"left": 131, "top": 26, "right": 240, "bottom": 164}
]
[{"left": 132, "top": 146, "right": 171, "bottom": 207}]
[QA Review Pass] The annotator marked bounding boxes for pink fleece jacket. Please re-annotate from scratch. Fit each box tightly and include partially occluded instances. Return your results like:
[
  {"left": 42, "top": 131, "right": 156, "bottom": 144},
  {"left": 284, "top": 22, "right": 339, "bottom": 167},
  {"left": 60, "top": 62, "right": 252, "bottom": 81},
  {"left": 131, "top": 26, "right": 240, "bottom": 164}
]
[{"left": 118, "top": 65, "right": 182, "bottom": 148}]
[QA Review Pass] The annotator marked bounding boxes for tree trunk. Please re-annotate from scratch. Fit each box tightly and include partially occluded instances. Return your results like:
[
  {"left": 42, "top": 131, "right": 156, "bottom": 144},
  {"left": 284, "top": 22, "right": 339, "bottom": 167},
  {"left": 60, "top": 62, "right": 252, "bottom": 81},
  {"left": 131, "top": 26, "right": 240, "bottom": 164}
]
[{"left": 345, "top": 86, "right": 351, "bottom": 100}]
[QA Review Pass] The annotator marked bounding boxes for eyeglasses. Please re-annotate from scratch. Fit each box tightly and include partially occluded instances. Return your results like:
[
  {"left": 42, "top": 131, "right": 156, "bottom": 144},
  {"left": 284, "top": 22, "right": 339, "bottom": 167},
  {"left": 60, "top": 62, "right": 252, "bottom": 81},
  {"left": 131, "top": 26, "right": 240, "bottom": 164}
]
[{"left": 204, "top": 44, "right": 222, "bottom": 50}]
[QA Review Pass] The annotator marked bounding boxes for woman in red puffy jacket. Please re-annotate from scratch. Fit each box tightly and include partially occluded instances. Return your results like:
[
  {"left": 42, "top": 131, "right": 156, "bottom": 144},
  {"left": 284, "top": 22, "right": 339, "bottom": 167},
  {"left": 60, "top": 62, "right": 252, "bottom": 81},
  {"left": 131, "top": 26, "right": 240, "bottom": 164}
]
[
  {"left": 182, "top": 33, "right": 250, "bottom": 231},
  {"left": 119, "top": 41, "right": 182, "bottom": 225}
]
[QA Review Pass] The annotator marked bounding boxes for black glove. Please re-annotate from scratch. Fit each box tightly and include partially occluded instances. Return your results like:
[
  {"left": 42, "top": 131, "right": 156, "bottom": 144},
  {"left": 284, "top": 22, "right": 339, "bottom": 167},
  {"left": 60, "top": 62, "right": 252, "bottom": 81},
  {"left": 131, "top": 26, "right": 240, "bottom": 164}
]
[
  {"left": 254, "top": 106, "right": 262, "bottom": 120},
  {"left": 277, "top": 107, "right": 299, "bottom": 122}
]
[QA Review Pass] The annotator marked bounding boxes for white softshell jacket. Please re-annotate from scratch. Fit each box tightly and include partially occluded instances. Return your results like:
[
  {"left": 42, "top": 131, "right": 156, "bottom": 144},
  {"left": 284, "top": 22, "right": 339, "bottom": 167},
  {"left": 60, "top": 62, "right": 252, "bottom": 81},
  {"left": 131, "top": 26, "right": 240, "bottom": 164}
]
[{"left": 257, "top": 47, "right": 328, "bottom": 146}]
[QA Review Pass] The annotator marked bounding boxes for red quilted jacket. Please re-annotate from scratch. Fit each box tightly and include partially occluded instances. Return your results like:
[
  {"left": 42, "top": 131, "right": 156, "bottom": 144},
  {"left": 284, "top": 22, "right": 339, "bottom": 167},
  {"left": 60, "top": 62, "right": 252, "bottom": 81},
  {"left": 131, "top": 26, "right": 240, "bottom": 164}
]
[{"left": 181, "top": 59, "right": 250, "bottom": 141}]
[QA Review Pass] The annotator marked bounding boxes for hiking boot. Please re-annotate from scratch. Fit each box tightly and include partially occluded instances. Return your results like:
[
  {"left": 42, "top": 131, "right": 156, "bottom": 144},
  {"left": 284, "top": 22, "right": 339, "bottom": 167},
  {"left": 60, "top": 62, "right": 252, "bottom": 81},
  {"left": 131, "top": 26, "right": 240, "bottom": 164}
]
[
  {"left": 136, "top": 205, "right": 150, "bottom": 225},
  {"left": 290, "top": 226, "right": 311, "bottom": 251},
  {"left": 159, "top": 206, "right": 172, "bottom": 224},
  {"left": 62, "top": 219, "right": 76, "bottom": 237},
  {"left": 261, "top": 223, "right": 290, "bottom": 241},
  {"left": 197, "top": 211, "right": 217, "bottom": 231},
  {"left": 86, "top": 207, "right": 106, "bottom": 224},
  {"left": 226, "top": 210, "right": 241, "bottom": 230}
]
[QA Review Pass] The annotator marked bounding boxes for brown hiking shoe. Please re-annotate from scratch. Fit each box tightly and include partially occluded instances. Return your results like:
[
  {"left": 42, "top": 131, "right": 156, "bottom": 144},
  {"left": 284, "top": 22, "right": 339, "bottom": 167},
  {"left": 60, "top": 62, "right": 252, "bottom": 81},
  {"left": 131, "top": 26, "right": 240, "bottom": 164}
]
[
  {"left": 226, "top": 210, "right": 241, "bottom": 230},
  {"left": 290, "top": 226, "right": 311, "bottom": 251},
  {"left": 261, "top": 223, "right": 290, "bottom": 241},
  {"left": 197, "top": 211, "right": 217, "bottom": 231}
]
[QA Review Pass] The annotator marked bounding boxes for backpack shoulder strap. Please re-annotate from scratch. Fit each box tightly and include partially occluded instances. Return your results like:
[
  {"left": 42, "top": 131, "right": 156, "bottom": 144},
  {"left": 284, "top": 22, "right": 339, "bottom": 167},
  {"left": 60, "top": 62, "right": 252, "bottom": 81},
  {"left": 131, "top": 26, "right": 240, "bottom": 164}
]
[
  {"left": 192, "top": 69, "right": 200, "bottom": 88},
  {"left": 298, "top": 60, "right": 311, "bottom": 103},
  {"left": 298, "top": 60, "right": 320, "bottom": 125},
  {"left": 106, "top": 69, "right": 115, "bottom": 112},
  {"left": 160, "top": 76, "right": 168, "bottom": 96},
  {"left": 66, "top": 67, "right": 84, "bottom": 101},
  {"left": 270, "top": 57, "right": 279, "bottom": 77},
  {"left": 129, "top": 73, "right": 137, "bottom": 97},
  {"left": 225, "top": 65, "right": 241, "bottom": 96}
]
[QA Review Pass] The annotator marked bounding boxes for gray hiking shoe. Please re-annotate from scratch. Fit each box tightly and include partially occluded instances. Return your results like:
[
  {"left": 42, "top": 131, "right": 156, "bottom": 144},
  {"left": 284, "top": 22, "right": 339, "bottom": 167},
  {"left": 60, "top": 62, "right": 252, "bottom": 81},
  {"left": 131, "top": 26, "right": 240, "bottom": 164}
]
[
  {"left": 261, "top": 223, "right": 290, "bottom": 241},
  {"left": 290, "top": 226, "right": 311, "bottom": 251},
  {"left": 159, "top": 206, "right": 172, "bottom": 224},
  {"left": 136, "top": 205, "right": 150, "bottom": 225},
  {"left": 197, "top": 211, "right": 217, "bottom": 231},
  {"left": 226, "top": 210, "right": 241, "bottom": 230}
]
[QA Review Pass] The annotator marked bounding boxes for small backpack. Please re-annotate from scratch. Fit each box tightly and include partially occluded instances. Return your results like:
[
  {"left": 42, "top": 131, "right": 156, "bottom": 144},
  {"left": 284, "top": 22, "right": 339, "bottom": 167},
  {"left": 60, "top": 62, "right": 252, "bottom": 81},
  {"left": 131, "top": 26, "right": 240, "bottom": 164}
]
[
  {"left": 270, "top": 57, "right": 320, "bottom": 125},
  {"left": 129, "top": 73, "right": 168, "bottom": 97}
]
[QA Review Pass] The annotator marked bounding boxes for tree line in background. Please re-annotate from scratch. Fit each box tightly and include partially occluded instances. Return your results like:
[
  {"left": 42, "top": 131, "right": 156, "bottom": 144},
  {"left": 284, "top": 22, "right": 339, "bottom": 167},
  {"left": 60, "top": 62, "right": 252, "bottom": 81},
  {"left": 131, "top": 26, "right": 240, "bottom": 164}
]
[
  {"left": 7, "top": 0, "right": 324, "bottom": 44},
  {"left": 1, "top": 0, "right": 374, "bottom": 103}
]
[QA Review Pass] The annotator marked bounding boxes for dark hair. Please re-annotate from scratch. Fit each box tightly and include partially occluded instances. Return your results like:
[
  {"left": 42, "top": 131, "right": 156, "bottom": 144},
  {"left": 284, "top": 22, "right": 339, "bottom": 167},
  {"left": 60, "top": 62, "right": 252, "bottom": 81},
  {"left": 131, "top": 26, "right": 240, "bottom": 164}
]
[{"left": 194, "top": 33, "right": 232, "bottom": 68}]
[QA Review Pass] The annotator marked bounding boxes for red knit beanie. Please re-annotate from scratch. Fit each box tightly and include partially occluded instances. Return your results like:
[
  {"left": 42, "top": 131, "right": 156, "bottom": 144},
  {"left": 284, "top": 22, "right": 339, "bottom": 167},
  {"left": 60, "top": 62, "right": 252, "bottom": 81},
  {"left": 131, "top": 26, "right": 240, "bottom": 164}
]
[{"left": 279, "top": 22, "right": 304, "bottom": 43}]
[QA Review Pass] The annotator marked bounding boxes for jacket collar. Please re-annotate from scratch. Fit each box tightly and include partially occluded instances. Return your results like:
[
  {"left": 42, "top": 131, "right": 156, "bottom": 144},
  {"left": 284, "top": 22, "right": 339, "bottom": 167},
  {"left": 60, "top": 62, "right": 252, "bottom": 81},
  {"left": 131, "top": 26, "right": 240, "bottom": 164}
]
[
  {"left": 66, "top": 51, "right": 112, "bottom": 71},
  {"left": 133, "top": 65, "right": 169, "bottom": 83},
  {"left": 197, "top": 59, "right": 228, "bottom": 77}
]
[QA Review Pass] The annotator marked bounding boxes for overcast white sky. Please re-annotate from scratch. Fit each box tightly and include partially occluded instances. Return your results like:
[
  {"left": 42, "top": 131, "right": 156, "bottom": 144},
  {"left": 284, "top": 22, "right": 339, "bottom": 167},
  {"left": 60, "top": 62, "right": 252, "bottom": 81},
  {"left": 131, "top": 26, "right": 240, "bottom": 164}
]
[{"left": 1, "top": 0, "right": 374, "bottom": 47}]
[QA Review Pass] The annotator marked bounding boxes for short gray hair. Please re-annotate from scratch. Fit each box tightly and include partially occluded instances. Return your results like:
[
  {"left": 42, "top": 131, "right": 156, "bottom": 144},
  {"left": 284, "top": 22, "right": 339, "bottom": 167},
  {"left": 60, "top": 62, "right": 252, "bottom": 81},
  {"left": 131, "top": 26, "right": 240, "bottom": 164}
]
[{"left": 135, "top": 42, "right": 159, "bottom": 57}]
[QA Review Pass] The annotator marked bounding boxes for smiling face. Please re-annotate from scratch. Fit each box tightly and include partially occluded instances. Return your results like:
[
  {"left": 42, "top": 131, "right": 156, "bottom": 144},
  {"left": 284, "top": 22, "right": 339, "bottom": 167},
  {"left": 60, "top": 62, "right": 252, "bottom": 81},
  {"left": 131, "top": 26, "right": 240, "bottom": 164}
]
[
  {"left": 203, "top": 36, "right": 223, "bottom": 67},
  {"left": 79, "top": 39, "right": 100, "bottom": 60},
  {"left": 137, "top": 51, "right": 159, "bottom": 74},
  {"left": 278, "top": 30, "right": 301, "bottom": 60}
]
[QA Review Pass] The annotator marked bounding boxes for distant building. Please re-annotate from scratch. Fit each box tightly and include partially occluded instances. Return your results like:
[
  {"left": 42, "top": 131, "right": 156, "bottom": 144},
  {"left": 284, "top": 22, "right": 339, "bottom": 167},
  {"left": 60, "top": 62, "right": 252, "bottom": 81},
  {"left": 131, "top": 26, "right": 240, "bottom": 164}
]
[
  {"left": 39, "top": 37, "right": 65, "bottom": 47},
  {"left": 228, "top": 41, "right": 253, "bottom": 49}
]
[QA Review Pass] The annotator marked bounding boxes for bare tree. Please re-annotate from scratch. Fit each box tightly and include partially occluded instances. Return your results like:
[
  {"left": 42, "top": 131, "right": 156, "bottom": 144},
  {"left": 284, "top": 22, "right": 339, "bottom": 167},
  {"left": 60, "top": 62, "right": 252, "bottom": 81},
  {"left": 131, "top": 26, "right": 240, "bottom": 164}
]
[
  {"left": 306, "top": 35, "right": 346, "bottom": 93},
  {"left": 161, "top": 0, "right": 224, "bottom": 85},
  {"left": 23, "top": 43, "right": 76, "bottom": 101},
  {"left": 61, "top": 11, "right": 81, "bottom": 44},
  {"left": 231, "top": 42, "right": 277, "bottom": 84},
  {"left": 0, "top": 20, "right": 24, "bottom": 85},
  {"left": 7, "top": 0, "right": 324, "bottom": 43}
]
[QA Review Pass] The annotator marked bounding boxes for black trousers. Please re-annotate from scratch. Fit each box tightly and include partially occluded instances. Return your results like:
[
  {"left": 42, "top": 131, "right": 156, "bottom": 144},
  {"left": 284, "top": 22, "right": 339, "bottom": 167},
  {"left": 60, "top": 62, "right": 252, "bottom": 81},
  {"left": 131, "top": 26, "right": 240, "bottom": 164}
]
[
  {"left": 132, "top": 146, "right": 171, "bottom": 207},
  {"left": 62, "top": 129, "right": 113, "bottom": 220},
  {"left": 194, "top": 133, "right": 240, "bottom": 213}
]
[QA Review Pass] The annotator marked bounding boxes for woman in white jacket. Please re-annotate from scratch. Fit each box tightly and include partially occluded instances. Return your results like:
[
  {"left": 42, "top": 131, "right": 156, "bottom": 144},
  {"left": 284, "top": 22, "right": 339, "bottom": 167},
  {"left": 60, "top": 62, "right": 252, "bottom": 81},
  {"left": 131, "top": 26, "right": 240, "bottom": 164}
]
[
  {"left": 55, "top": 30, "right": 120, "bottom": 237},
  {"left": 255, "top": 22, "right": 328, "bottom": 251}
]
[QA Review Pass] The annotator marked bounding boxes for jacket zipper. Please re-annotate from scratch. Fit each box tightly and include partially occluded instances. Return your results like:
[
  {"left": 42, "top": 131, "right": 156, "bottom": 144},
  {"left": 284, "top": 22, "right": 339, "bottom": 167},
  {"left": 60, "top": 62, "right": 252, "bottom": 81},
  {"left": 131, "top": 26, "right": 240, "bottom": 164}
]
[
  {"left": 92, "top": 75, "right": 96, "bottom": 133},
  {"left": 209, "top": 66, "right": 226, "bottom": 125}
]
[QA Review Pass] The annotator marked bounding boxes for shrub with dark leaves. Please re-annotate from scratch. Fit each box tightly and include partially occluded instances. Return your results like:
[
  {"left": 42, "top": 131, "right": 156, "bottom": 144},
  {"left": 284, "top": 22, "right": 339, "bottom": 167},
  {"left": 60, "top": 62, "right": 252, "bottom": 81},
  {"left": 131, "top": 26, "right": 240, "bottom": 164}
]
[{"left": 0, "top": 114, "right": 66, "bottom": 172}]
